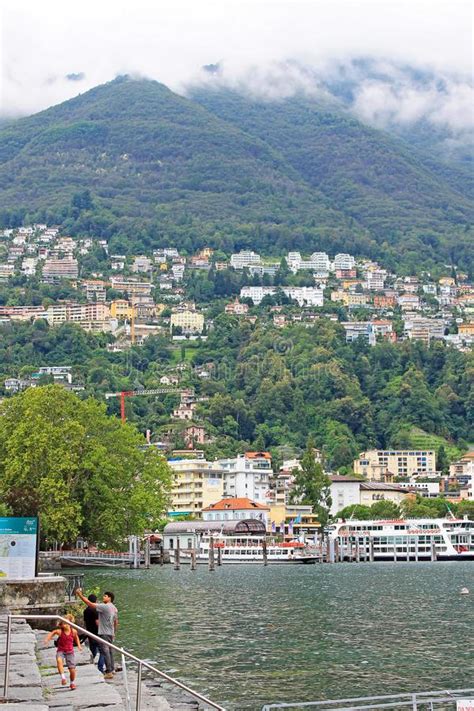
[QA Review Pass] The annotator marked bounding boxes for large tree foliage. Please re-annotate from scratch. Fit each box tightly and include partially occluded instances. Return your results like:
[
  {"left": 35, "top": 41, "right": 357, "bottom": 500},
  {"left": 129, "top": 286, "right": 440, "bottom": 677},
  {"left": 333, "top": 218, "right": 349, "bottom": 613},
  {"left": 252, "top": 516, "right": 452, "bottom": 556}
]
[
  {"left": 0, "top": 385, "right": 171, "bottom": 546},
  {"left": 290, "top": 440, "right": 332, "bottom": 526}
]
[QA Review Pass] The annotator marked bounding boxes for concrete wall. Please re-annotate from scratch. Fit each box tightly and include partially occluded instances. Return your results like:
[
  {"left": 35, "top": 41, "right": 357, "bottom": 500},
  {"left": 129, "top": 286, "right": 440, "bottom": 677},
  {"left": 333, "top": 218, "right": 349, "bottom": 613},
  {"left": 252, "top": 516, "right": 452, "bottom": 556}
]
[{"left": 0, "top": 576, "right": 66, "bottom": 617}]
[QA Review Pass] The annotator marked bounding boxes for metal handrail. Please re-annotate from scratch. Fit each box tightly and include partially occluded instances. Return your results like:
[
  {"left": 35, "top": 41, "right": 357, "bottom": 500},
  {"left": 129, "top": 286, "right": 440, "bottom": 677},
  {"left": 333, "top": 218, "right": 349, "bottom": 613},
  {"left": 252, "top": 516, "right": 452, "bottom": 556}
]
[
  {"left": 2, "top": 614, "right": 225, "bottom": 711},
  {"left": 261, "top": 688, "right": 474, "bottom": 710}
]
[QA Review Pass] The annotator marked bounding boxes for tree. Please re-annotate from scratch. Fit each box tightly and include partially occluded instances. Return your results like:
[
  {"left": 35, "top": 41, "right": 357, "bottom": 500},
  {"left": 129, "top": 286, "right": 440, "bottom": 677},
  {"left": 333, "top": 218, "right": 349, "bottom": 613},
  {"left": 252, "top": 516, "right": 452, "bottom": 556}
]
[
  {"left": 370, "top": 500, "right": 400, "bottom": 519},
  {"left": 0, "top": 385, "right": 171, "bottom": 546},
  {"left": 290, "top": 439, "right": 332, "bottom": 527},
  {"left": 437, "top": 445, "right": 449, "bottom": 475}
]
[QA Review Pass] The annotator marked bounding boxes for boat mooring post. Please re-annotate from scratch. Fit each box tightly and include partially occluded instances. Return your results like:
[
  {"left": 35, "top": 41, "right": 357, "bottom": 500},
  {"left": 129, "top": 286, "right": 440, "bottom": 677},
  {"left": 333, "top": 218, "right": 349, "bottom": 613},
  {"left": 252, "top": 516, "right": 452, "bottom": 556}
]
[
  {"left": 262, "top": 537, "right": 268, "bottom": 566},
  {"left": 328, "top": 538, "right": 335, "bottom": 563},
  {"left": 414, "top": 537, "right": 419, "bottom": 563},
  {"left": 217, "top": 545, "right": 222, "bottom": 566},
  {"left": 190, "top": 548, "right": 196, "bottom": 571},
  {"left": 159, "top": 546, "right": 164, "bottom": 566},
  {"left": 355, "top": 539, "right": 360, "bottom": 563},
  {"left": 144, "top": 537, "right": 151, "bottom": 569},
  {"left": 209, "top": 536, "right": 215, "bottom": 571},
  {"left": 174, "top": 540, "right": 181, "bottom": 570},
  {"left": 406, "top": 537, "right": 410, "bottom": 562},
  {"left": 430, "top": 541, "right": 437, "bottom": 562},
  {"left": 369, "top": 538, "right": 374, "bottom": 563}
]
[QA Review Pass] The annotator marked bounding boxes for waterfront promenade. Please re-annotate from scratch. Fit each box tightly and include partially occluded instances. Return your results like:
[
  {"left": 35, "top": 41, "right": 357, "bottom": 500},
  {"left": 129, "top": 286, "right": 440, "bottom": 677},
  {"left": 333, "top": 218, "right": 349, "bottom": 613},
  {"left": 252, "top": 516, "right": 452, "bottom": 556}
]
[{"left": 0, "top": 615, "right": 216, "bottom": 709}]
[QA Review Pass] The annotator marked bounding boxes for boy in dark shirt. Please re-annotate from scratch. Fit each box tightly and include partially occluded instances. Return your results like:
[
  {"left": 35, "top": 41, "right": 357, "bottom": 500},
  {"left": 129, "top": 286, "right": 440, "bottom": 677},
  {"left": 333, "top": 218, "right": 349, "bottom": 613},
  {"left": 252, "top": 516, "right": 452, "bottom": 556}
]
[{"left": 82, "top": 594, "right": 101, "bottom": 668}]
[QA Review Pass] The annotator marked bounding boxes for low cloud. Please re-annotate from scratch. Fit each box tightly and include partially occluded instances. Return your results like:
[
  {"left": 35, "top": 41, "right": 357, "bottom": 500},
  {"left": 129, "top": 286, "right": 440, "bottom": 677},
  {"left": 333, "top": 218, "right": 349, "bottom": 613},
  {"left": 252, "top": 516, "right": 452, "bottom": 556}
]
[{"left": 352, "top": 76, "right": 474, "bottom": 133}]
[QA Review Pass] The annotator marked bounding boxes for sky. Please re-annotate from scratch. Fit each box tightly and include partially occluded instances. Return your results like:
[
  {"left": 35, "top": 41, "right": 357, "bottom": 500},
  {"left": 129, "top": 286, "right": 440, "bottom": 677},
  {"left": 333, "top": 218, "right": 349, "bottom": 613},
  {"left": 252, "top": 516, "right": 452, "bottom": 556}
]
[{"left": 0, "top": 0, "right": 472, "bottom": 122}]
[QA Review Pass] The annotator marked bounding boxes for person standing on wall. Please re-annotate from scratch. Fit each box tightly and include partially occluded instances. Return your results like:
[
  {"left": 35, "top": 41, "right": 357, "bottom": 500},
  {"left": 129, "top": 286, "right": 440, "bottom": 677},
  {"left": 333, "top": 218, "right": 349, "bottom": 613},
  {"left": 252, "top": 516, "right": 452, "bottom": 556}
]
[{"left": 75, "top": 588, "right": 118, "bottom": 679}]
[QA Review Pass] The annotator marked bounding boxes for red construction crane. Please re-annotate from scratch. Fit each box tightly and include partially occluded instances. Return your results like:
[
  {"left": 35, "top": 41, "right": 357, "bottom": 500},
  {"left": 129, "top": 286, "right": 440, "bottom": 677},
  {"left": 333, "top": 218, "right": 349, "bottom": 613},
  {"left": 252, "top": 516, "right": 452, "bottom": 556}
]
[{"left": 105, "top": 388, "right": 180, "bottom": 423}]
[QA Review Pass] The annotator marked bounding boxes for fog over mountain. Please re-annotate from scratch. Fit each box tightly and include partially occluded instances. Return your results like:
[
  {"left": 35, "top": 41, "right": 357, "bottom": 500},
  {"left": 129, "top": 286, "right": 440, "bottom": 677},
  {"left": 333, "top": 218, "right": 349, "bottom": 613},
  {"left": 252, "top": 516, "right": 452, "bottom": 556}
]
[{"left": 189, "top": 57, "right": 473, "bottom": 164}]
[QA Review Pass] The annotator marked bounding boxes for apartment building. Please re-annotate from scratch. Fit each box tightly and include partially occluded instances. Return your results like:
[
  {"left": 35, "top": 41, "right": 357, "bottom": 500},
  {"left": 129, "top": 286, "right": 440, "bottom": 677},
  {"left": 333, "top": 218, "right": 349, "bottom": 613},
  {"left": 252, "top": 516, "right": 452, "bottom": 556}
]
[
  {"left": 0, "top": 264, "right": 15, "bottom": 281},
  {"left": 240, "top": 286, "right": 323, "bottom": 307},
  {"left": 42, "top": 257, "right": 79, "bottom": 282},
  {"left": 217, "top": 452, "right": 273, "bottom": 503},
  {"left": 0, "top": 306, "right": 47, "bottom": 321},
  {"left": 354, "top": 449, "right": 436, "bottom": 480},
  {"left": 81, "top": 280, "right": 107, "bottom": 302},
  {"left": 225, "top": 300, "right": 249, "bottom": 315},
  {"left": 331, "top": 291, "right": 368, "bottom": 306},
  {"left": 46, "top": 302, "right": 111, "bottom": 332},
  {"left": 341, "top": 322, "right": 376, "bottom": 345},
  {"left": 170, "top": 310, "right": 204, "bottom": 334},
  {"left": 366, "top": 270, "right": 386, "bottom": 291},
  {"left": 167, "top": 459, "right": 224, "bottom": 517},
  {"left": 132, "top": 255, "right": 153, "bottom": 273},
  {"left": 405, "top": 317, "right": 445, "bottom": 345},
  {"left": 110, "top": 276, "right": 152, "bottom": 296},
  {"left": 333, "top": 254, "right": 355, "bottom": 271},
  {"left": 230, "top": 251, "right": 262, "bottom": 269}
]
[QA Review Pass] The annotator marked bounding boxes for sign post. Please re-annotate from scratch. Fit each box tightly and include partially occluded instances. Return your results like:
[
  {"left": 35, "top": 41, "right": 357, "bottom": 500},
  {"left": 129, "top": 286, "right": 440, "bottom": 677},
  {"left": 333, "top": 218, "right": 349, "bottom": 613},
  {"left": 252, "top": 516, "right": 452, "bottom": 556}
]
[{"left": 0, "top": 517, "right": 39, "bottom": 579}]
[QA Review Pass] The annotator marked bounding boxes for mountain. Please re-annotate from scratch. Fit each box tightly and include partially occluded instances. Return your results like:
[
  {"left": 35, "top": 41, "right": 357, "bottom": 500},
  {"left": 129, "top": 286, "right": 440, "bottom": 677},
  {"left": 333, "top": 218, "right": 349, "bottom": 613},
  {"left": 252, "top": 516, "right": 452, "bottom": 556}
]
[{"left": 0, "top": 75, "right": 472, "bottom": 270}]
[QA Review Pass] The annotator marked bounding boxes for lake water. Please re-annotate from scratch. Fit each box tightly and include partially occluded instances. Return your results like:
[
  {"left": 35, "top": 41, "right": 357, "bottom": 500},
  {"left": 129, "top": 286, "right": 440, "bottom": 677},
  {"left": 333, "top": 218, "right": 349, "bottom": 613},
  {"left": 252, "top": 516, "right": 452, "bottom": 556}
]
[{"left": 80, "top": 562, "right": 474, "bottom": 710}]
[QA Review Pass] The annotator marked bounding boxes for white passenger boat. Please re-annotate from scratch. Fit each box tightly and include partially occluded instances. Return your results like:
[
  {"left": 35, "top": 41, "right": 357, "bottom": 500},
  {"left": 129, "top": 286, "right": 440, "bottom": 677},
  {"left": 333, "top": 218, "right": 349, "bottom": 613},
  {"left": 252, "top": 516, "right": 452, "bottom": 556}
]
[
  {"left": 182, "top": 534, "right": 319, "bottom": 564},
  {"left": 327, "top": 517, "right": 474, "bottom": 561}
]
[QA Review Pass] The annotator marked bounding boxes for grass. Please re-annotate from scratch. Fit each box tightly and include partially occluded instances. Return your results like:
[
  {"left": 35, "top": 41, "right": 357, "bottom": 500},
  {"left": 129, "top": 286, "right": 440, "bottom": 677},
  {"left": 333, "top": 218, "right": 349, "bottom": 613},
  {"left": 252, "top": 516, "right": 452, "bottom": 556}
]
[{"left": 407, "top": 427, "right": 466, "bottom": 461}]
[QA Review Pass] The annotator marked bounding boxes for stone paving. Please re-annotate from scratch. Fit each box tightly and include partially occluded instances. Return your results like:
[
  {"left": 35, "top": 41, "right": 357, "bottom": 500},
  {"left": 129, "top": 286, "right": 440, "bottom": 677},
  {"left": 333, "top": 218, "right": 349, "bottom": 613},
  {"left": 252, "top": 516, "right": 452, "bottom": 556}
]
[{"left": 0, "top": 616, "right": 216, "bottom": 710}]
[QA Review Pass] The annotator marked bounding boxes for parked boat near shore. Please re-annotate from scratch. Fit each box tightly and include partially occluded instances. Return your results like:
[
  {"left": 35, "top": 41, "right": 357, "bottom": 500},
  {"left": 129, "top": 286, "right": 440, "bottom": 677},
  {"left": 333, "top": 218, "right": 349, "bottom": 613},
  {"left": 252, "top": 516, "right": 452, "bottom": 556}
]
[
  {"left": 327, "top": 517, "right": 474, "bottom": 561},
  {"left": 181, "top": 534, "right": 319, "bottom": 564}
]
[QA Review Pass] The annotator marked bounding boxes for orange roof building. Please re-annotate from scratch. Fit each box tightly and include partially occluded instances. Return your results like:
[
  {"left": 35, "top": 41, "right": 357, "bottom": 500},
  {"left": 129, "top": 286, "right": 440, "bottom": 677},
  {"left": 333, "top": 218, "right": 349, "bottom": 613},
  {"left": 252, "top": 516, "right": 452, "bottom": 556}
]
[{"left": 202, "top": 497, "right": 270, "bottom": 524}]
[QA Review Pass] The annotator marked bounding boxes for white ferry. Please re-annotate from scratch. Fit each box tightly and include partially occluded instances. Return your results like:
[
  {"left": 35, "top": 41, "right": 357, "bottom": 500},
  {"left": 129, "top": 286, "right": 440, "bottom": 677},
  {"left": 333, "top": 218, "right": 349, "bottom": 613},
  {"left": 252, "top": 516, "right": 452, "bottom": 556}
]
[
  {"left": 183, "top": 534, "right": 319, "bottom": 564},
  {"left": 327, "top": 517, "right": 474, "bottom": 561},
  {"left": 163, "top": 519, "right": 319, "bottom": 564}
]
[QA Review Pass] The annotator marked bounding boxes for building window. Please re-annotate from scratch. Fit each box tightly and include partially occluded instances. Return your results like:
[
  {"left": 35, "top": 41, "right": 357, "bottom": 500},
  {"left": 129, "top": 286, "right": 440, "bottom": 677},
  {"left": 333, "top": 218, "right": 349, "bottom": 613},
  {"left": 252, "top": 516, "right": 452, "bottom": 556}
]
[{"left": 169, "top": 538, "right": 174, "bottom": 549}]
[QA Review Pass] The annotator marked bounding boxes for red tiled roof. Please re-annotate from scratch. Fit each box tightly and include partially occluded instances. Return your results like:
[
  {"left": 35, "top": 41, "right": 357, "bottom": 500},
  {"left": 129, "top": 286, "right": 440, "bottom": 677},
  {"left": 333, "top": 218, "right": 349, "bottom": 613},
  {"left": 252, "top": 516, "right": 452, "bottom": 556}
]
[
  {"left": 245, "top": 451, "right": 271, "bottom": 459},
  {"left": 202, "top": 497, "right": 270, "bottom": 512}
]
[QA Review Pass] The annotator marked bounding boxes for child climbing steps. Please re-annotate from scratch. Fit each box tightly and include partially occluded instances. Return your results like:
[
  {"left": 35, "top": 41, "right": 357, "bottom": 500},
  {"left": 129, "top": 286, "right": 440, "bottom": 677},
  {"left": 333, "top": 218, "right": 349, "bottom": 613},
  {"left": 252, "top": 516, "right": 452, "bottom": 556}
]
[{"left": 44, "top": 614, "right": 82, "bottom": 690}]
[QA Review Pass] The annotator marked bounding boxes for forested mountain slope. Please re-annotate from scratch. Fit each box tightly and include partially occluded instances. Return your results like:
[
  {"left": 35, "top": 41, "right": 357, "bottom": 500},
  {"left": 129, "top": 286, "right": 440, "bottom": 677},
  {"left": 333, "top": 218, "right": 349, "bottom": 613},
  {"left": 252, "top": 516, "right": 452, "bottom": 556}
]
[{"left": 0, "top": 76, "right": 472, "bottom": 269}]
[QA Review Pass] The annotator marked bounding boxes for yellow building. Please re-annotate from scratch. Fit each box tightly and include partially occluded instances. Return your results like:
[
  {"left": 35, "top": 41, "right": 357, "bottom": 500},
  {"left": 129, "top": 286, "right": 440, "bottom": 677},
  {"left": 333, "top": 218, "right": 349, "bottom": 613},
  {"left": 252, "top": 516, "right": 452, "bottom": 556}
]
[
  {"left": 170, "top": 310, "right": 204, "bottom": 334},
  {"left": 199, "top": 247, "right": 214, "bottom": 259},
  {"left": 110, "top": 299, "right": 135, "bottom": 320},
  {"left": 458, "top": 322, "right": 474, "bottom": 336},
  {"left": 331, "top": 291, "right": 368, "bottom": 306},
  {"left": 268, "top": 503, "right": 320, "bottom": 538},
  {"left": 359, "top": 482, "right": 410, "bottom": 506},
  {"left": 354, "top": 450, "right": 436, "bottom": 480},
  {"left": 168, "top": 459, "right": 224, "bottom": 516}
]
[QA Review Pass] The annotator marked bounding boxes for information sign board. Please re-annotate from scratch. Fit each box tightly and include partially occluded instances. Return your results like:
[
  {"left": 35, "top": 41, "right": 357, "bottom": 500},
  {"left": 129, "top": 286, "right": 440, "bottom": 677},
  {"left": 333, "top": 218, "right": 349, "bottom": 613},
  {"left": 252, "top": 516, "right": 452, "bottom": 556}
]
[{"left": 0, "top": 517, "right": 39, "bottom": 579}]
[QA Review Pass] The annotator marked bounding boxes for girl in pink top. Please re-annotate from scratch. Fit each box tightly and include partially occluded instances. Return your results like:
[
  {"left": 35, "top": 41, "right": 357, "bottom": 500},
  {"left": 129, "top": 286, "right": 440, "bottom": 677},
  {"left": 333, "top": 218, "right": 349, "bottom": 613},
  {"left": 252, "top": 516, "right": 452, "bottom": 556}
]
[{"left": 45, "top": 614, "right": 82, "bottom": 690}]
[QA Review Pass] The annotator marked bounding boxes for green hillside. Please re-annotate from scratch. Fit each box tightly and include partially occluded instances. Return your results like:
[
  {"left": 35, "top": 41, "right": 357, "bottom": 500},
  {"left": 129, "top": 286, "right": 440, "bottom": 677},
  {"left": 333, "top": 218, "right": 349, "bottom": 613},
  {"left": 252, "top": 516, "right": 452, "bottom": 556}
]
[
  {"left": 192, "top": 88, "right": 474, "bottom": 271},
  {"left": 0, "top": 76, "right": 472, "bottom": 270}
]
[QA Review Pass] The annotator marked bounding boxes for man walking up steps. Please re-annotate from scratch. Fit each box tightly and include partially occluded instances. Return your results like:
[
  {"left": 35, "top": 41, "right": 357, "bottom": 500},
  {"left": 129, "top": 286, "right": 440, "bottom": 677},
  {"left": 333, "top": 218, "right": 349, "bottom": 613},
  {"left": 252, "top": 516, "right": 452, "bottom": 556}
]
[{"left": 76, "top": 588, "right": 118, "bottom": 679}]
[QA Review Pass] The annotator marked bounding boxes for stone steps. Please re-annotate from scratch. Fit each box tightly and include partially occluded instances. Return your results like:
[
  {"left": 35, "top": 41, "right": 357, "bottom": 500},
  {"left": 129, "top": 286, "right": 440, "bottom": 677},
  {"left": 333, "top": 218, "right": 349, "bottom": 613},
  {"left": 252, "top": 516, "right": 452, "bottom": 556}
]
[{"left": 0, "top": 617, "right": 216, "bottom": 710}]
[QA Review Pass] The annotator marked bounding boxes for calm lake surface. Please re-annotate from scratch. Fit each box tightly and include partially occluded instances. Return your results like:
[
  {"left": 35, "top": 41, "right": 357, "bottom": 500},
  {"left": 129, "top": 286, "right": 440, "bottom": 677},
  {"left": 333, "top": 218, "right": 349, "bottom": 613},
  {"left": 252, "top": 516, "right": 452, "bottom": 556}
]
[{"left": 80, "top": 562, "right": 474, "bottom": 710}]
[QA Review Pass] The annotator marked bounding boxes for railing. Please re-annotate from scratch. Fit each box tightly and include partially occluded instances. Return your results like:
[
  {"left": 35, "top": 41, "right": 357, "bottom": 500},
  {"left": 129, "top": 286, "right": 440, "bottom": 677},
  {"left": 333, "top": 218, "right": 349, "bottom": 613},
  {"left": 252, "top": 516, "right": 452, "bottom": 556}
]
[
  {"left": 63, "top": 573, "right": 85, "bottom": 600},
  {"left": 261, "top": 689, "right": 474, "bottom": 710},
  {"left": 2, "top": 614, "right": 225, "bottom": 711}
]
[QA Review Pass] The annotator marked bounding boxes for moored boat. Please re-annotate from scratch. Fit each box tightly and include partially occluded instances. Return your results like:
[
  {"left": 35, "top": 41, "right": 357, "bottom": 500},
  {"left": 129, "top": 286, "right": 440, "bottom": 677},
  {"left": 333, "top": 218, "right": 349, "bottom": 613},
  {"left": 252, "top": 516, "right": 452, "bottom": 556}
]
[
  {"left": 182, "top": 533, "right": 319, "bottom": 564},
  {"left": 327, "top": 517, "right": 474, "bottom": 561}
]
